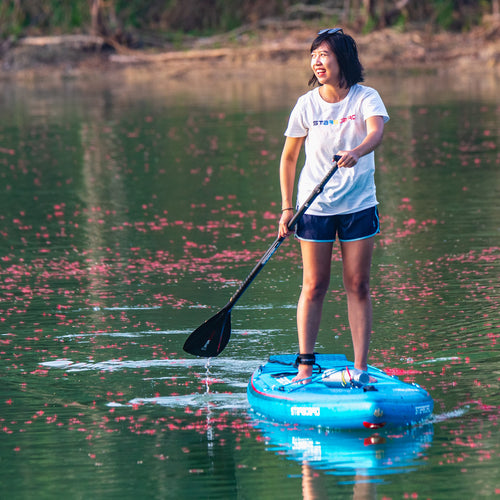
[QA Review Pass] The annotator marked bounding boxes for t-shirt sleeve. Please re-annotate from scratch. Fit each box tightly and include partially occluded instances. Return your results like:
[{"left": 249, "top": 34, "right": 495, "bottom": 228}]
[
  {"left": 284, "top": 97, "right": 309, "bottom": 137},
  {"left": 361, "top": 89, "right": 390, "bottom": 123}
]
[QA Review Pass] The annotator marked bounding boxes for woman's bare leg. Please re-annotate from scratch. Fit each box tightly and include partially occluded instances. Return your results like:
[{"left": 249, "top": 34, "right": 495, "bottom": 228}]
[
  {"left": 340, "top": 237, "right": 375, "bottom": 371},
  {"left": 293, "top": 240, "right": 333, "bottom": 382}
]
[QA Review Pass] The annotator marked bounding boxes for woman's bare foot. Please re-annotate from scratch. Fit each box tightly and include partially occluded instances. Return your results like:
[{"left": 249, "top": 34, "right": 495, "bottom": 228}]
[{"left": 292, "top": 364, "right": 313, "bottom": 384}]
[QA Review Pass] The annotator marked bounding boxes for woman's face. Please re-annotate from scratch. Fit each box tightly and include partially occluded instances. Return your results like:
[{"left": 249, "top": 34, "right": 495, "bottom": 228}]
[{"left": 311, "top": 41, "right": 341, "bottom": 87}]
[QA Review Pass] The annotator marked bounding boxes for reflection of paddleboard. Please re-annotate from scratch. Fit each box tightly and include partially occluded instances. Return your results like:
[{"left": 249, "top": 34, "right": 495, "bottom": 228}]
[
  {"left": 247, "top": 354, "right": 433, "bottom": 429},
  {"left": 254, "top": 418, "right": 434, "bottom": 475}
]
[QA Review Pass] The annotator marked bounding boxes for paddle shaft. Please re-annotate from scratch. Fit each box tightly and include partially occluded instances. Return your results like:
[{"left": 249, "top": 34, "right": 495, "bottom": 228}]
[{"left": 223, "top": 156, "right": 340, "bottom": 311}]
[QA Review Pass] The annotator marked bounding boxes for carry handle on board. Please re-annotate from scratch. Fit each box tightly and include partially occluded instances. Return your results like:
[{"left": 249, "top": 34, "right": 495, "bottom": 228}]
[{"left": 183, "top": 154, "right": 342, "bottom": 358}]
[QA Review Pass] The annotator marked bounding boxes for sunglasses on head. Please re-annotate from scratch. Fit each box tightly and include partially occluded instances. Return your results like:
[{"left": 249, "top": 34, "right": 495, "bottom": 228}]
[{"left": 318, "top": 28, "right": 344, "bottom": 35}]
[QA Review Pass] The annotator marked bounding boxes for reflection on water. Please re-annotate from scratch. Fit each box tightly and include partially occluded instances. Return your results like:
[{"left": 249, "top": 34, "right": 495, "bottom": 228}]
[
  {"left": 256, "top": 419, "right": 434, "bottom": 475},
  {"left": 254, "top": 419, "right": 434, "bottom": 499},
  {"left": 0, "top": 65, "right": 499, "bottom": 499}
]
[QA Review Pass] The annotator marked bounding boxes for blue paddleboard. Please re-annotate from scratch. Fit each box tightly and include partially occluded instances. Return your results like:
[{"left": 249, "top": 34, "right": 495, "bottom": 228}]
[{"left": 247, "top": 354, "right": 433, "bottom": 429}]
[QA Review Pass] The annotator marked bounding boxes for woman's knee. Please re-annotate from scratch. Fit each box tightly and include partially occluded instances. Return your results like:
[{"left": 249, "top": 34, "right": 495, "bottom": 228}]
[
  {"left": 344, "top": 273, "right": 370, "bottom": 298},
  {"left": 301, "top": 278, "right": 330, "bottom": 302}
]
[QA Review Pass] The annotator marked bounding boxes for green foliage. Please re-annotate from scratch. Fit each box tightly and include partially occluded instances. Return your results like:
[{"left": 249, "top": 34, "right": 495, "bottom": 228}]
[
  {"left": 0, "top": 1, "right": 91, "bottom": 37},
  {"left": 392, "top": 13, "right": 408, "bottom": 32},
  {"left": 362, "top": 16, "right": 378, "bottom": 35},
  {"left": 0, "top": 1, "right": 24, "bottom": 37},
  {"left": 50, "top": 3, "right": 88, "bottom": 30},
  {"left": 434, "top": 0, "right": 456, "bottom": 30},
  {"left": 0, "top": 0, "right": 496, "bottom": 40}
]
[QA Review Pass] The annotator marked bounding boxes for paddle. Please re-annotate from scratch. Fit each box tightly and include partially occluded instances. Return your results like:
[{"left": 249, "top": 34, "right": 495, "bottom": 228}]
[{"left": 183, "top": 154, "right": 342, "bottom": 357}]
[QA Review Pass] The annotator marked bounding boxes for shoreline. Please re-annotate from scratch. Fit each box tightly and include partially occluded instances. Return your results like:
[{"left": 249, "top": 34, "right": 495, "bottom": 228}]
[{"left": 1, "top": 23, "right": 499, "bottom": 82}]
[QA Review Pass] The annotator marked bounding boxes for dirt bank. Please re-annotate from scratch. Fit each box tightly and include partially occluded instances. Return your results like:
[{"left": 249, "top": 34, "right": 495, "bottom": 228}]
[{"left": 1, "top": 21, "right": 499, "bottom": 81}]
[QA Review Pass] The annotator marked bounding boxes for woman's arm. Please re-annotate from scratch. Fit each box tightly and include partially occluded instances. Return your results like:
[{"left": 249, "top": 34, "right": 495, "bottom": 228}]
[
  {"left": 279, "top": 136, "right": 305, "bottom": 238},
  {"left": 337, "top": 115, "right": 385, "bottom": 168}
]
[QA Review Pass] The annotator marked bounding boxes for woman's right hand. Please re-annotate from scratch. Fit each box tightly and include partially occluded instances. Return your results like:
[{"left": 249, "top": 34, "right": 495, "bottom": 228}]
[{"left": 278, "top": 209, "right": 294, "bottom": 238}]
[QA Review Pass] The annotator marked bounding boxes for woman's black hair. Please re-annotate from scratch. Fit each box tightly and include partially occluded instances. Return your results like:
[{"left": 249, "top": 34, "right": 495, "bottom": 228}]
[{"left": 308, "top": 31, "right": 364, "bottom": 88}]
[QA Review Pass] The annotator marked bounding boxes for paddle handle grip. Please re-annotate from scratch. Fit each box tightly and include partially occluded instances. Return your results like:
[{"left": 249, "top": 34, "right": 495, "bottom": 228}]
[{"left": 225, "top": 155, "right": 341, "bottom": 309}]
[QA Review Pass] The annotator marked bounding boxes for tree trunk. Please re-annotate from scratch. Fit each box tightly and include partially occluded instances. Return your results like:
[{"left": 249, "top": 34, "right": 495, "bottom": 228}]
[
  {"left": 493, "top": 0, "right": 500, "bottom": 17},
  {"left": 342, "top": 0, "right": 350, "bottom": 23},
  {"left": 90, "top": 0, "right": 101, "bottom": 36}
]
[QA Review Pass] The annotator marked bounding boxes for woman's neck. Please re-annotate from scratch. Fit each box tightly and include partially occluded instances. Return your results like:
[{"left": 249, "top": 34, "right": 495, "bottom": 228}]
[{"left": 319, "top": 85, "right": 350, "bottom": 103}]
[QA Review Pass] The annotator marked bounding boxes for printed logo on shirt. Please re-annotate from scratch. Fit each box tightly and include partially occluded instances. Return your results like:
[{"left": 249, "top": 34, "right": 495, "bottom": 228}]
[{"left": 313, "top": 114, "right": 356, "bottom": 126}]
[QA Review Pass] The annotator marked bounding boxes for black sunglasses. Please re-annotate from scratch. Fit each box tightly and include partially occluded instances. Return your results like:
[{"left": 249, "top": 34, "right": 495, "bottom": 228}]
[{"left": 318, "top": 28, "right": 344, "bottom": 35}]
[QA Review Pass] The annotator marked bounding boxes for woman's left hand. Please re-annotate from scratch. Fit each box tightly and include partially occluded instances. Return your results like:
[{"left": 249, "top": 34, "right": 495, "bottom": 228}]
[
  {"left": 336, "top": 116, "right": 386, "bottom": 168},
  {"left": 336, "top": 150, "right": 360, "bottom": 168}
]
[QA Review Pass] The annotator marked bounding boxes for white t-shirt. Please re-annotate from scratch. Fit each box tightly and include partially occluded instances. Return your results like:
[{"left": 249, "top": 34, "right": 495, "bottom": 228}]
[{"left": 285, "top": 84, "right": 389, "bottom": 215}]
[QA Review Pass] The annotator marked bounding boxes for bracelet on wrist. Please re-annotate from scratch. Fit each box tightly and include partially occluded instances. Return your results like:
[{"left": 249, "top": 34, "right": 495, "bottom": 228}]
[{"left": 281, "top": 207, "right": 294, "bottom": 212}]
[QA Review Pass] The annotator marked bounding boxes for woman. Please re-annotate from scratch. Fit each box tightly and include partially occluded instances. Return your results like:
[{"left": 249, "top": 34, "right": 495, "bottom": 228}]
[{"left": 278, "top": 28, "right": 389, "bottom": 382}]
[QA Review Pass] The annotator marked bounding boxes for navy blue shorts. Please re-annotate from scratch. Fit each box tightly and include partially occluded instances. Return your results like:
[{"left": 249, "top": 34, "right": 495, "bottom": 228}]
[{"left": 295, "top": 206, "right": 380, "bottom": 242}]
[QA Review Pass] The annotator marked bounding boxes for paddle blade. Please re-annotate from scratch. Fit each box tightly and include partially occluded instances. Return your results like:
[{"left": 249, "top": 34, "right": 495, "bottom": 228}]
[{"left": 183, "top": 308, "right": 231, "bottom": 357}]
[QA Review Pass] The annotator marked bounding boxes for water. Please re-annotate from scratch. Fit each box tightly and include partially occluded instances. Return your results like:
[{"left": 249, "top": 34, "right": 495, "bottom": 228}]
[{"left": 0, "top": 65, "right": 499, "bottom": 499}]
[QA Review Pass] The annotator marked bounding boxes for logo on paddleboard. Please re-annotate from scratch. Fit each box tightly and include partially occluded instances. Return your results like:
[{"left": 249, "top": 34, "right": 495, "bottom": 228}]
[
  {"left": 291, "top": 406, "right": 320, "bottom": 417},
  {"left": 415, "top": 404, "right": 431, "bottom": 415}
]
